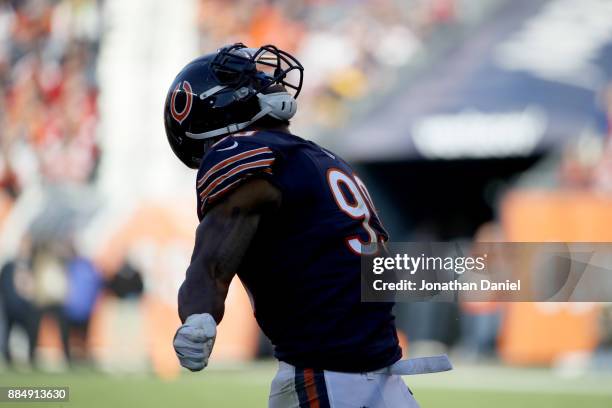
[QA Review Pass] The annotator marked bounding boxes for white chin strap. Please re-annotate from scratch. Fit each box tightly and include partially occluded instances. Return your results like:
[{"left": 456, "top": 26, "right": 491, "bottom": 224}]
[{"left": 186, "top": 91, "right": 297, "bottom": 140}]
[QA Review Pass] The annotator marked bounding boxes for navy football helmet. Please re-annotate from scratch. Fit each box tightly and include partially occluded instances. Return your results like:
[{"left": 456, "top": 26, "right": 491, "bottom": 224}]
[{"left": 164, "top": 43, "right": 304, "bottom": 168}]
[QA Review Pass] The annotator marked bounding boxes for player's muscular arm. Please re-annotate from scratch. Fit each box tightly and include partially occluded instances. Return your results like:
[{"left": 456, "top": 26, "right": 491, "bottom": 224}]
[{"left": 178, "top": 178, "right": 281, "bottom": 324}]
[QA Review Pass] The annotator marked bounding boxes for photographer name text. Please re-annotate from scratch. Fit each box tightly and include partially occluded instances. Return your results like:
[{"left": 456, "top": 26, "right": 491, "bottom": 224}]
[{"left": 372, "top": 279, "right": 521, "bottom": 292}]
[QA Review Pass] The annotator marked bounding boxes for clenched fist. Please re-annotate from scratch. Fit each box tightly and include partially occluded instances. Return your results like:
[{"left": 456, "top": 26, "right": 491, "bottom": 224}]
[{"left": 173, "top": 313, "right": 217, "bottom": 371}]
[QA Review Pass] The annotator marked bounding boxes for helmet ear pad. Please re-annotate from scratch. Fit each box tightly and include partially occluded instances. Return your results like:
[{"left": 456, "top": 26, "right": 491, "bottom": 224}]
[{"left": 256, "top": 92, "right": 297, "bottom": 121}]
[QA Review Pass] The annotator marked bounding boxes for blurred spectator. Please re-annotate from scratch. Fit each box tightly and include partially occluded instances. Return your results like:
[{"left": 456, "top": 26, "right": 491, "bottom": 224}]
[
  {"left": 593, "top": 83, "right": 612, "bottom": 193},
  {"left": 0, "top": 235, "right": 39, "bottom": 367},
  {"left": 106, "top": 260, "right": 144, "bottom": 300},
  {"left": 98, "top": 258, "right": 147, "bottom": 373},
  {"left": 63, "top": 251, "right": 102, "bottom": 363},
  {"left": 0, "top": 0, "right": 102, "bottom": 197},
  {"left": 559, "top": 136, "right": 602, "bottom": 190},
  {"left": 31, "top": 239, "right": 71, "bottom": 363},
  {"left": 458, "top": 222, "right": 504, "bottom": 360}
]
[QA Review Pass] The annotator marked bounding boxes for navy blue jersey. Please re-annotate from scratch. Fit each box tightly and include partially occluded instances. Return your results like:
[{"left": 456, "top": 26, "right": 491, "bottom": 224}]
[{"left": 196, "top": 130, "right": 401, "bottom": 372}]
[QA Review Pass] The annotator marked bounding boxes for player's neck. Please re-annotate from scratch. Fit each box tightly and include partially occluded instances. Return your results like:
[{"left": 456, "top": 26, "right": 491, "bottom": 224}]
[{"left": 251, "top": 124, "right": 291, "bottom": 134}]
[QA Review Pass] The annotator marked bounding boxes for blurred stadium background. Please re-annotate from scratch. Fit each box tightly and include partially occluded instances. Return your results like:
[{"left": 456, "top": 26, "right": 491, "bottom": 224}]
[{"left": 1, "top": 0, "right": 612, "bottom": 406}]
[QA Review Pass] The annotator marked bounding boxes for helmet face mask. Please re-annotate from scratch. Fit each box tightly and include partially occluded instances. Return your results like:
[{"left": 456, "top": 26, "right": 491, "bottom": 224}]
[
  {"left": 250, "top": 45, "right": 304, "bottom": 98},
  {"left": 164, "top": 43, "right": 303, "bottom": 169},
  {"left": 211, "top": 43, "right": 303, "bottom": 99}
]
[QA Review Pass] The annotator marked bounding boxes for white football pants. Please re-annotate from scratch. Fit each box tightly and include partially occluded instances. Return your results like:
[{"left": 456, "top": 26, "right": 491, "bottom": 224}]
[{"left": 268, "top": 361, "right": 419, "bottom": 408}]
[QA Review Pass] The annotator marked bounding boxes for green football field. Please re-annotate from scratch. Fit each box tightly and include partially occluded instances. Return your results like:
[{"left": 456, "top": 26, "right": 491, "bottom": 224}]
[{"left": 1, "top": 362, "right": 611, "bottom": 407}]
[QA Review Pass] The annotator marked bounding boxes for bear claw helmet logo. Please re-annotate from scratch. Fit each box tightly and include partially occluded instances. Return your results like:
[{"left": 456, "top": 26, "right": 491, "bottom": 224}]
[{"left": 170, "top": 81, "right": 193, "bottom": 125}]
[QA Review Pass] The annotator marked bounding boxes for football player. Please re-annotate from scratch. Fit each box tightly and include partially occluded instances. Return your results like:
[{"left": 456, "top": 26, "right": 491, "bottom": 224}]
[{"left": 165, "top": 44, "right": 450, "bottom": 408}]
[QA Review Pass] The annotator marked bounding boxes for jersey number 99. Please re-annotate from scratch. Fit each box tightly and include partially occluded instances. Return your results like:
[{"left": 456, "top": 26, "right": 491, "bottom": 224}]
[{"left": 327, "top": 169, "right": 381, "bottom": 255}]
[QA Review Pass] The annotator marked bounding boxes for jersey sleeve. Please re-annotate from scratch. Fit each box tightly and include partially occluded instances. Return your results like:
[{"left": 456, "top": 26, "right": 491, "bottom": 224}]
[{"left": 196, "top": 137, "right": 277, "bottom": 218}]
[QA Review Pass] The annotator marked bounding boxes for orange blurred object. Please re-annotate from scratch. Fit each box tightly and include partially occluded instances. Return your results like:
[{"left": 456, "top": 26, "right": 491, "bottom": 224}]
[
  {"left": 248, "top": 4, "right": 304, "bottom": 52},
  {"left": 498, "top": 189, "right": 608, "bottom": 365}
]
